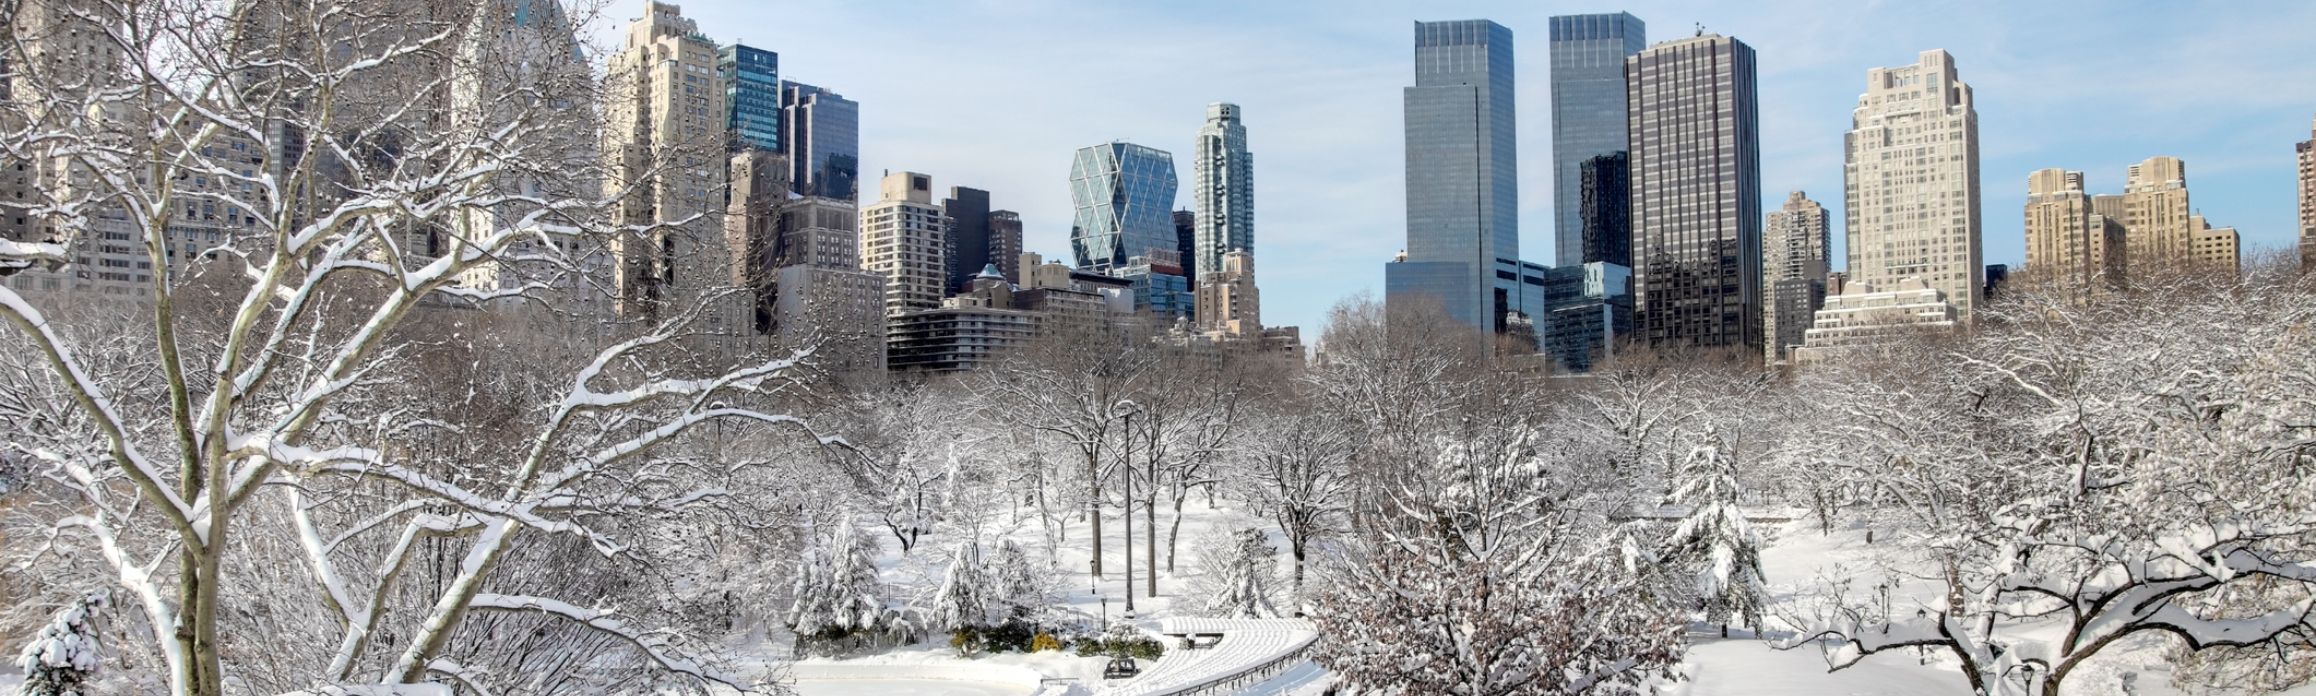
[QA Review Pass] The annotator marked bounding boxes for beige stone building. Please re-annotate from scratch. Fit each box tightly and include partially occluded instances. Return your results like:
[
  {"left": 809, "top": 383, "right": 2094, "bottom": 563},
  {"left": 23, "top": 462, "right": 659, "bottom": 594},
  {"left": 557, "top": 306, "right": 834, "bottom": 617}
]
[
  {"left": 1844, "top": 49, "right": 1982, "bottom": 322},
  {"left": 2189, "top": 215, "right": 2240, "bottom": 274},
  {"left": 1194, "top": 251, "right": 1261, "bottom": 337},
  {"left": 1791, "top": 277, "right": 1958, "bottom": 365},
  {"left": 2023, "top": 168, "right": 2126, "bottom": 298},
  {"left": 2122, "top": 156, "right": 2195, "bottom": 270},
  {"left": 602, "top": 2, "right": 732, "bottom": 327},
  {"left": 860, "top": 171, "right": 949, "bottom": 316},
  {"left": 1763, "top": 191, "right": 1829, "bottom": 362}
]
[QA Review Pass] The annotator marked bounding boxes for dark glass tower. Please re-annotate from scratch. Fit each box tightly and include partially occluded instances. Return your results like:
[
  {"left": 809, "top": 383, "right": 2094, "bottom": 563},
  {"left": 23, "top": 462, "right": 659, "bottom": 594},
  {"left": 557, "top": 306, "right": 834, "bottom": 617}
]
[
  {"left": 1579, "top": 152, "right": 1630, "bottom": 267},
  {"left": 718, "top": 43, "right": 780, "bottom": 152},
  {"left": 1626, "top": 34, "right": 1762, "bottom": 352},
  {"left": 1548, "top": 13, "right": 1644, "bottom": 266},
  {"left": 779, "top": 81, "right": 859, "bottom": 200},
  {"left": 1387, "top": 19, "right": 1517, "bottom": 331},
  {"left": 943, "top": 186, "right": 992, "bottom": 293}
]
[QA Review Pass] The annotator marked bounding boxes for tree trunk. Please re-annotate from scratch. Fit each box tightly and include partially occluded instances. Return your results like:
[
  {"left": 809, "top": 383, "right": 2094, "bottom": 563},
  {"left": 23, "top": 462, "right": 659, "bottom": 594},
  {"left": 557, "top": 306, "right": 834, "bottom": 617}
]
[
  {"left": 1291, "top": 534, "right": 1308, "bottom": 613},
  {"left": 1166, "top": 492, "right": 1187, "bottom": 573},
  {"left": 1089, "top": 451, "right": 1103, "bottom": 577},
  {"left": 1146, "top": 477, "right": 1157, "bottom": 597}
]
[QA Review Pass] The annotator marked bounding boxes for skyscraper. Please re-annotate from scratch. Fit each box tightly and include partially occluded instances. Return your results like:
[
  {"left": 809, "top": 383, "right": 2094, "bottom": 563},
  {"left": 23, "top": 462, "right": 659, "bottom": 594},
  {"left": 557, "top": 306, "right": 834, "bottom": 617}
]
[
  {"left": 1068, "top": 141, "right": 1178, "bottom": 269},
  {"left": 1578, "top": 152, "right": 1630, "bottom": 266},
  {"left": 1626, "top": 33, "right": 1762, "bottom": 352},
  {"left": 2300, "top": 116, "right": 2315, "bottom": 270},
  {"left": 1196, "top": 251, "right": 1261, "bottom": 337},
  {"left": 989, "top": 210, "right": 1024, "bottom": 283},
  {"left": 1548, "top": 13, "right": 1644, "bottom": 266},
  {"left": 719, "top": 43, "right": 780, "bottom": 152},
  {"left": 781, "top": 81, "right": 859, "bottom": 200},
  {"left": 726, "top": 149, "right": 790, "bottom": 333},
  {"left": 1193, "top": 102, "right": 1254, "bottom": 279},
  {"left": 603, "top": 2, "right": 732, "bottom": 326},
  {"left": 2122, "top": 156, "right": 2195, "bottom": 271},
  {"left": 861, "top": 171, "right": 948, "bottom": 315},
  {"left": 1388, "top": 19, "right": 1520, "bottom": 332},
  {"left": 2023, "top": 168, "right": 2126, "bottom": 299},
  {"left": 1172, "top": 209, "right": 1198, "bottom": 281},
  {"left": 1762, "top": 191, "right": 1829, "bottom": 362},
  {"left": 942, "top": 186, "right": 992, "bottom": 293},
  {"left": 1845, "top": 50, "right": 1982, "bottom": 321}
]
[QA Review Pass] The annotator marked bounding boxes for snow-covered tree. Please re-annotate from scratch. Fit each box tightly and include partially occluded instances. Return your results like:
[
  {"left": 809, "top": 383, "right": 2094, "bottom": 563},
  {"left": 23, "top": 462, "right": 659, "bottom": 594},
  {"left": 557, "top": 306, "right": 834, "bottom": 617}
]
[
  {"left": 787, "top": 517, "right": 888, "bottom": 642},
  {"left": 1775, "top": 267, "right": 2316, "bottom": 696},
  {"left": 14, "top": 592, "right": 107, "bottom": 696},
  {"left": 927, "top": 542, "right": 992, "bottom": 634},
  {"left": 1188, "top": 528, "right": 1281, "bottom": 619},
  {"left": 1237, "top": 406, "right": 1352, "bottom": 603},
  {"left": 985, "top": 539, "right": 1048, "bottom": 622},
  {"left": 1661, "top": 431, "right": 1767, "bottom": 638}
]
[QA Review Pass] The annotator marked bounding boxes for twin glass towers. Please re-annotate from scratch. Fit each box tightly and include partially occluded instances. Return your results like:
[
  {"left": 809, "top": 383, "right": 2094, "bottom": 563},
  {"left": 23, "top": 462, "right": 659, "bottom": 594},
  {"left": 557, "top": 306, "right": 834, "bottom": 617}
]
[{"left": 1390, "top": 17, "right": 1645, "bottom": 337}]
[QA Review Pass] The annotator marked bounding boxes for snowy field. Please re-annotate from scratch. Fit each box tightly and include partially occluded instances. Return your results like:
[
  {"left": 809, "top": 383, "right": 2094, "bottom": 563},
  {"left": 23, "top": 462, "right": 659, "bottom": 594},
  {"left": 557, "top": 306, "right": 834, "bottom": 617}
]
[{"left": 792, "top": 680, "right": 1029, "bottom": 696}]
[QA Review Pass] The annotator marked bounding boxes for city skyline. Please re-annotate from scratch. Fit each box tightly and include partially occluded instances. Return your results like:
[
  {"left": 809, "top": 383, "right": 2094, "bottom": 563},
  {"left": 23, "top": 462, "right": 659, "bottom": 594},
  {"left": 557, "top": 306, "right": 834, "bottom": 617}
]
[{"left": 592, "top": 1, "right": 2314, "bottom": 339}]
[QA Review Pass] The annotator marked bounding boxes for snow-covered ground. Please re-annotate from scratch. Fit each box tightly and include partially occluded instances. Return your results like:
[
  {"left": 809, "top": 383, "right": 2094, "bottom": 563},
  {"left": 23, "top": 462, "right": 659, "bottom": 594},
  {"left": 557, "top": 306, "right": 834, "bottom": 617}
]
[{"left": 793, "top": 680, "right": 1026, "bottom": 696}]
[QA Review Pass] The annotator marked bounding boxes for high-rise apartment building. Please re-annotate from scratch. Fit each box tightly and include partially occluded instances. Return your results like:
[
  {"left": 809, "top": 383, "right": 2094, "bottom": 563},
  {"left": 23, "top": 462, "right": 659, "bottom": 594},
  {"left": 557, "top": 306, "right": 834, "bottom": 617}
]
[
  {"left": 943, "top": 186, "right": 993, "bottom": 293},
  {"left": 781, "top": 81, "right": 859, "bottom": 200},
  {"left": 719, "top": 43, "right": 780, "bottom": 152},
  {"left": 2300, "top": 116, "right": 2315, "bottom": 270},
  {"left": 1388, "top": 19, "right": 1525, "bottom": 333},
  {"left": 726, "top": 149, "right": 790, "bottom": 332},
  {"left": 1193, "top": 102, "right": 1254, "bottom": 279},
  {"left": 1548, "top": 13, "right": 1644, "bottom": 266},
  {"left": 1845, "top": 49, "right": 1982, "bottom": 322},
  {"left": 602, "top": 2, "right": 734, "bottom": 326},
  {"left": 2023, "top": 168, "right": 2126, "bottom": 299},
  {"left": 1195, "top": 251, "right": 1260, "bottom": 336},
  {"left": 990, "top": 210, "right": 1025, "bottom": 285},
  {"left": 2122, "top": 156, "right": 2194, "bottom": 269},
  {"left": 2189, "top": 215, "right": 2240, "bottom": 273},
  {"left": 1068, "top": 142, "right": 1178, "bottom": 269},
  {"left": 1626, "top": 33, "right": 1762, "bottom": 352},
  {"left": 1763, "top": 191, "right": 1829, "bottom": 362},
  {"left": 861, "top": 171, "right": 949, "bottom": 316}
]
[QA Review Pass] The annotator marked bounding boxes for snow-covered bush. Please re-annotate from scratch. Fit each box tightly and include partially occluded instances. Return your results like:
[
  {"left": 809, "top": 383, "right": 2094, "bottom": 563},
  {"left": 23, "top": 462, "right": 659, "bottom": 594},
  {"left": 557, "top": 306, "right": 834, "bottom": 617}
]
[{"left": 14, "top": 592, "right": 106, "bottom": 696}]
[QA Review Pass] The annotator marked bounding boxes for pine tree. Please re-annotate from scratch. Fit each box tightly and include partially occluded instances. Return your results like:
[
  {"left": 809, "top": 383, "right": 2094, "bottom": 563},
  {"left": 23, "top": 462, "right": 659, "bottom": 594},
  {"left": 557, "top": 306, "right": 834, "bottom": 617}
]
[
  {"left": 986, "top": 540, "right": 1044, "bottom": 622},
  {"left": 1196, "top": 528, "right": 1281, "bottom": 619},
  {"left": 15, "top": 592, "right": 107, "bottom": 696},
  {"left": 929, "top": 542, "right": 991, "bottom": 633},
  {"left": 1664, "top": 430, "right": 1767, "bottom": 638}
]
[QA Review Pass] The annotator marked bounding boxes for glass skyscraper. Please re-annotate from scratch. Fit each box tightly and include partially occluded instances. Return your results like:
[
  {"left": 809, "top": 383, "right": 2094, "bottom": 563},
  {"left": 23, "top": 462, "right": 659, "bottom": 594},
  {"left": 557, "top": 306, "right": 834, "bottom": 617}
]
[
  {"left": 1548, "top": 13, "right": 1644, "bottom": 267},
  {"left": 1068, "top": 142, "right": 1178, "bottom": 269},
  {"left": 780, "top": 81, "right": 859, "bottom": 200},
  {"left": 1627, "top": 34, "right": 1762, "bottom": 352},
  {"left": 1387, "top": 19, "right": 1518, "bottom": 332},
  {"left": 719, "top": 43, "right": 780, "bottom": 152},
  {"left": 1193, "top": 102, "right": 1253, "bottom": 281}
]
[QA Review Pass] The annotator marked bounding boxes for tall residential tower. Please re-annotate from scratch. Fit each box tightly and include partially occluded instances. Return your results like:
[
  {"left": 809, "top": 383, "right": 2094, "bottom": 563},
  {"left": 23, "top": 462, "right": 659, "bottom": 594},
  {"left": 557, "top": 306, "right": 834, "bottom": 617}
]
[
  {"left": 1626, "top": 33, "right": 1762, "bottom": 352},
  {"left": 2023, "top": 168, "right": 2126, "bottom": 299},
  {"left": 602, "top": 2, "right": 732, "bottom": 326},
  {"left": 861, "top": 171, "right": 948, "bottom": 315},
  {"left": 1192, "top": 103, "right": 1254, "bottom": 279},
  {"left": 1763, "top": 191, "right": 1829, "bottom": 362},
  {"left": 2299, "top": 116, "right": 2315, "bottom": 269},
  {"left": 1548, "top": 13, "right": 1644, "bottom": 266},
  {"left": 1844, "top": 50, "right": 1982, "bottom": 321}
]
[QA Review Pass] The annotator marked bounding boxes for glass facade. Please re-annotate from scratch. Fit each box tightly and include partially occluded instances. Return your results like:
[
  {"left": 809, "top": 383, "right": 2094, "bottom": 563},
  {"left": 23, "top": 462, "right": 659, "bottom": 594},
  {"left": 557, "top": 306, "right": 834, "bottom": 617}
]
[
  {"left": 1068, "top": 142, "right": 1178, "bottom": 269},
  {"left": 1542, "top": 262, "right": 1634, "bottom": 373},
  {"left": 1397, "top": 19, "right": 1517, "bottom": 331},
  {"left": 719, "top": 44, "right": 780, "bottom": 152},
  {"left": 1193, "top": 103, "right": 1254, "bottom": 280},
  {"left": 1115, "top": 260, "right": 1194, "bottom": 321},
  {"left": 780, "top": 81, "right": 859, "bottom": 200},
  {"left": 1579, "top": 152, "right": 1630, "bottom": 266},
  {"left": 1548, "top": 13, "right": 1644, "bottom": 267},
  {"left": 1626, "top": 34, "right": 1761, "bottom": 352}
]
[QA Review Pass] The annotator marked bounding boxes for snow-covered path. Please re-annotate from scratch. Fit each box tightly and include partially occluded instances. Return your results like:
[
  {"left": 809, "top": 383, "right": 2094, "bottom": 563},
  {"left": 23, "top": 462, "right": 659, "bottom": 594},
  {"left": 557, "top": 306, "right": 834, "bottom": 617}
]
[
  {"left": 793, "top": 681, "right": 1027, "bottom": 696},
  {"left": 1680, "top": 639, "right": 1967, "bottom": 696}
]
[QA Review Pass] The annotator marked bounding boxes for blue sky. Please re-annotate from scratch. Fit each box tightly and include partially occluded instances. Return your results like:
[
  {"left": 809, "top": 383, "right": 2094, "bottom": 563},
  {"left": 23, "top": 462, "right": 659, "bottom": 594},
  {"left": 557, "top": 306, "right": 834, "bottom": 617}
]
[{"left": 607, "top": 0, "right": 2316, "bottom": 336}]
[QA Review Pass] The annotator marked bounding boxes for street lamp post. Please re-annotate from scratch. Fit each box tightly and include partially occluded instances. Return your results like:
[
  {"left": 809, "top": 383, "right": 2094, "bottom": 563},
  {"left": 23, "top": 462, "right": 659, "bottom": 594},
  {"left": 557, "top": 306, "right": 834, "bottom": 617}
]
[{"left": 1121, "top": 405, "right": 1137, "bottom": 619}]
